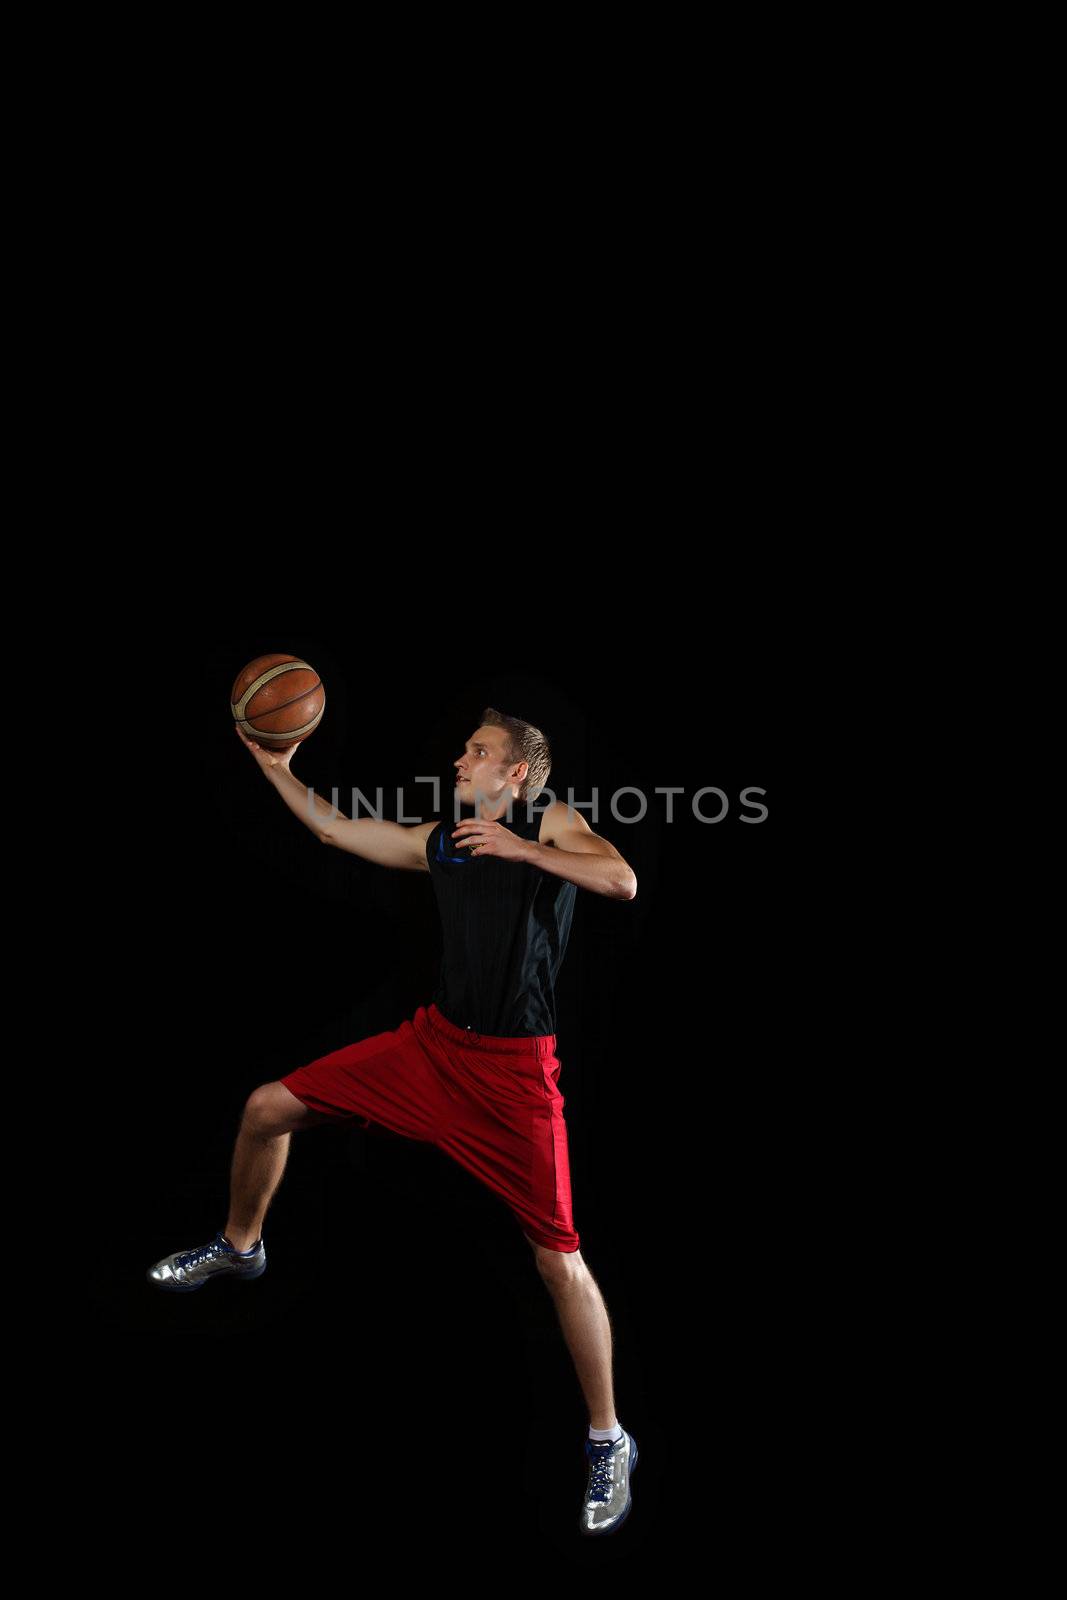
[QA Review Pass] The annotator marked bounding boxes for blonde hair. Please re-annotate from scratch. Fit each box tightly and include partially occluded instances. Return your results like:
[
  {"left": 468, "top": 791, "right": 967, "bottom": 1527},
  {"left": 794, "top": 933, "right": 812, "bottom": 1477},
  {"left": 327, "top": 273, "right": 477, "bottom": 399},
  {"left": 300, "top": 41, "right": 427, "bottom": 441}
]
[{"left": 479, "top": 706, "right": 552, "bottom": 801}]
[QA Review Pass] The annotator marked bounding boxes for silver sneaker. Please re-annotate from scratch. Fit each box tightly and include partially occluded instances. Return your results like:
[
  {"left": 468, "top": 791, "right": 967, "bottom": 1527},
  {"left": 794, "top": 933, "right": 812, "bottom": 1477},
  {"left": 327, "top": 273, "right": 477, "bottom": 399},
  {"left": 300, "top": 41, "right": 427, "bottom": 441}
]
[
  {"left": 147, "top": 1229, "right": 266, "bottom": 1293},
  {"left": 579, "top": 1427, "right": 638, "bottom": 1535}
]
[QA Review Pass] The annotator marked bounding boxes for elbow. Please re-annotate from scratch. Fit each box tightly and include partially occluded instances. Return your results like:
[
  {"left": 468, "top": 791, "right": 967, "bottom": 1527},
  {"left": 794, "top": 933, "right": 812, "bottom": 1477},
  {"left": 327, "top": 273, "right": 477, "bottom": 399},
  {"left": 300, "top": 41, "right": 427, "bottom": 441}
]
[
  {"left": 616, "top": 872, "right": 637, "bottom": 901},
  {"left": 319, "top": 829, "right": 333, "bottom": 846}
]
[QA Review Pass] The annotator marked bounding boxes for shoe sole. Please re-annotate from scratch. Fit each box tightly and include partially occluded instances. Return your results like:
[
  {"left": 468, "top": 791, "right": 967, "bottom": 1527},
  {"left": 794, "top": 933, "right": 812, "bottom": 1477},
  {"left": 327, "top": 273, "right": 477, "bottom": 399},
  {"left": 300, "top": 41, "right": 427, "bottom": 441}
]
[
  {"left": 146, "top": 1259, "right": 267, "bottom": 1292},
  {"left": 579, "top": 1434, "right": 638, "bottom": 1536}
]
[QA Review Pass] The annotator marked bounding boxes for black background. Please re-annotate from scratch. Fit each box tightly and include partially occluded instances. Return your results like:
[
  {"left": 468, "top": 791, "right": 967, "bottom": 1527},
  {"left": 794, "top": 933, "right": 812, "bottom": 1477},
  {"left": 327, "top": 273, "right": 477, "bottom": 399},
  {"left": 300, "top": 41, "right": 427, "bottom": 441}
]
[{"left": 81, "top": 624, "right": 807, "bottom": 1566}]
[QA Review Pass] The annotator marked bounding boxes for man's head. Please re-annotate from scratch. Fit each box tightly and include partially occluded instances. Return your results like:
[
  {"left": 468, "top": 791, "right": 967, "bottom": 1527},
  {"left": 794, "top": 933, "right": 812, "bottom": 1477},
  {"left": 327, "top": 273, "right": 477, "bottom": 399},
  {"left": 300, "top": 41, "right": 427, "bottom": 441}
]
[{"left": 453, "top": 706, "right": 552, "bottom": 806}]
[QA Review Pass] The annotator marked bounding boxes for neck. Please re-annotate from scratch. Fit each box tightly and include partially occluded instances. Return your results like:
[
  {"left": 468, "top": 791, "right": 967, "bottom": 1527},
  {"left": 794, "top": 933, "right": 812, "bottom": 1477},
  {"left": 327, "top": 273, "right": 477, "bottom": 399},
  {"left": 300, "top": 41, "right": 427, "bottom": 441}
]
[{"left": 478, "top": 790, "right": 520, "bottom": 822}]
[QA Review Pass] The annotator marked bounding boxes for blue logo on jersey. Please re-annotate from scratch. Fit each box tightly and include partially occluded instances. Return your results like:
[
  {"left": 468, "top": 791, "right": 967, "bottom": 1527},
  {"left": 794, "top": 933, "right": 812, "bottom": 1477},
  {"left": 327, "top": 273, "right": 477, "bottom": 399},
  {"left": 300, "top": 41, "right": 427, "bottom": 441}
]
[{"left": 436, "top": 823, "right": 475, "bottom": 864}]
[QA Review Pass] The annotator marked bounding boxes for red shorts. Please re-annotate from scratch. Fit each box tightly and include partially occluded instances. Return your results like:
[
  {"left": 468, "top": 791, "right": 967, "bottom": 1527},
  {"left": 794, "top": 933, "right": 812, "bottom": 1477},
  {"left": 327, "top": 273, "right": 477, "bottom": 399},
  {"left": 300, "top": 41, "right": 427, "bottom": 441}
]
[{"left": 279, "top": 1002, "right": 580, "bottom": 1253}]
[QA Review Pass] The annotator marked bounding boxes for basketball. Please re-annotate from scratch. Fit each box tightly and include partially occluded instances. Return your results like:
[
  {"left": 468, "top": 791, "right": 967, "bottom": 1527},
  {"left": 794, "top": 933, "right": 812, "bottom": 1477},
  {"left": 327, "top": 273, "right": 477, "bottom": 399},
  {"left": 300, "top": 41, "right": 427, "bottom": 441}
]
[{"left": 230, "top": 653, "right": 325, "bottom": 748}]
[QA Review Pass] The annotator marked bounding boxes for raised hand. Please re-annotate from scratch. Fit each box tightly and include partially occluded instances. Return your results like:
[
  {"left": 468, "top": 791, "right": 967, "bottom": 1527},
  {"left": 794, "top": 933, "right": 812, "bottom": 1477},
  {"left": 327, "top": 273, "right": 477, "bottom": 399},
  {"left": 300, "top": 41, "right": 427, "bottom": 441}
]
[{"left": 234, "top": 721, "right": 300, "bottom": 774}]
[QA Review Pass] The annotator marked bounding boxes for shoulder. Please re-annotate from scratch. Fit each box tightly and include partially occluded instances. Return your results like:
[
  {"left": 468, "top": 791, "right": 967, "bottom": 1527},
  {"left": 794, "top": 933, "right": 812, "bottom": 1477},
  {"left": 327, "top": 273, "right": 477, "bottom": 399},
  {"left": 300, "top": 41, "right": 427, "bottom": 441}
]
[
  {"left": 536, "top": 801, "right": 624, "bottom": 867},
  {"left": 537, "top": 799, "right": 591, "bottom": 849}
]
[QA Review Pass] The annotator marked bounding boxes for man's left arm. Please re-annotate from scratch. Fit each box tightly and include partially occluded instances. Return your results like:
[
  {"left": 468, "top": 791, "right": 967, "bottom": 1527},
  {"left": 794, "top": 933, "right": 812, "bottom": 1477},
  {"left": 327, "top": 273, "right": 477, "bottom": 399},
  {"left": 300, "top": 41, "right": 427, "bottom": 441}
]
[{"left": 526, "top": 804, "right": 637, "bottom": 900}]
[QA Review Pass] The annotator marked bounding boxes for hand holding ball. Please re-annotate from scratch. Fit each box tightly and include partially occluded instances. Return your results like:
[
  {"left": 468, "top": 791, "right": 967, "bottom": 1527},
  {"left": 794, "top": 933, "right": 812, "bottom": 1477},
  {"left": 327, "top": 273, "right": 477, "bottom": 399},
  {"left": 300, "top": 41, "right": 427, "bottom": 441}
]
[
  {"left": 231, "top": 654, "right": 325, "bottom": 769},
  {"left": 234, "top": 721, "right": 298, "bottom": 771}
]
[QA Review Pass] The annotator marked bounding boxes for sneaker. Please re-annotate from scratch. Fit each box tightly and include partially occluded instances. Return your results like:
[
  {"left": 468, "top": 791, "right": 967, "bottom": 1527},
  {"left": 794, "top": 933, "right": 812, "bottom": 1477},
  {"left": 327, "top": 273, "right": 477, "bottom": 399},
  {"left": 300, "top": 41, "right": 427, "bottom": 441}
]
[
  {"left": 146, "top": 1229, "right": 267, "bottom": 1292},
  {"left": 578, "top": 1426, "right": 638, "bottom": 1535}
]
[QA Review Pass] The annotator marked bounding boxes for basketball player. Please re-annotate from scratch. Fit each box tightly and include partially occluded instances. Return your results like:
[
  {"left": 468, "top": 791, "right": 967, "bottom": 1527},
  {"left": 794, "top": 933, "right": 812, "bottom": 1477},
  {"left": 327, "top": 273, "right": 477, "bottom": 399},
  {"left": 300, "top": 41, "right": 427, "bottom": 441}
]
[{"left": 147, "top": 707, "right": 639, "bottom": 1536}]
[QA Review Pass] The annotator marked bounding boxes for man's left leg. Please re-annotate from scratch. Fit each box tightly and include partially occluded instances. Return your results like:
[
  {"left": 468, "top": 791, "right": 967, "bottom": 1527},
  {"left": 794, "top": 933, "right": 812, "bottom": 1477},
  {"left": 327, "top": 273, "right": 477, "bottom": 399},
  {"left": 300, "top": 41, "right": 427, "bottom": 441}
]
[
  {"left": 526, "top": 1235, "right": 639, "bottom": 1534},
  {"left": 524, "top": 1235, "right": 616, "bottom": 1428}
]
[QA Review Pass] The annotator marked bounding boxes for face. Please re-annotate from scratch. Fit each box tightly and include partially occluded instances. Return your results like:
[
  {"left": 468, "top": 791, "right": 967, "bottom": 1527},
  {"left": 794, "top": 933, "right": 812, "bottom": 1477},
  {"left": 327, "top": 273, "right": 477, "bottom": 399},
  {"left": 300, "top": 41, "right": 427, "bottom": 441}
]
[{"left": 454, "top": 726, "right": 518, "bottom": 803}]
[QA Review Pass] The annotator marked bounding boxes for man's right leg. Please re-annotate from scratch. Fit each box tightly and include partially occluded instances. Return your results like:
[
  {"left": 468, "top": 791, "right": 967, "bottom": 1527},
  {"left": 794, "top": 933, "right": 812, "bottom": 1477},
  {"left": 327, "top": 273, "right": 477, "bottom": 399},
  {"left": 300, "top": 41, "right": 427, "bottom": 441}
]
[
  {"left": 147, "top": 1083, "right": 340, "bottom": 1291},
  {"left": 223, "top": 1082, "right": 336, "bottom": 1251}
]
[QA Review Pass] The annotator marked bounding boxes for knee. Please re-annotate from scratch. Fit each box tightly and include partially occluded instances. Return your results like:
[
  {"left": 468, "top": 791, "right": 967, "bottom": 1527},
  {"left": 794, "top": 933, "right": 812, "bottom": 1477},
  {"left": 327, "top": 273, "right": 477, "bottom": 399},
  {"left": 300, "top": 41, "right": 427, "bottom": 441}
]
[
  {"left": 532, "top": 1242, "right": 585, "bottom": 1289},
  {"left": 242, "top": 1084, "right": 287, "bottom": 1137}
]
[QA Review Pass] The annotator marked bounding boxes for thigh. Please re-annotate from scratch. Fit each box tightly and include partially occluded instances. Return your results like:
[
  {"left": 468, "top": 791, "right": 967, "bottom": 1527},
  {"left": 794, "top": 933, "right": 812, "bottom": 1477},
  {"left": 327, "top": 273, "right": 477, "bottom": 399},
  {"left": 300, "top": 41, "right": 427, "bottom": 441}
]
[
  {"left": 278, "top": 1014, "right": 452, "bottom": 1142},
  {"left": 434, "top": 1052, "right": 581, "bottom": 1253}
]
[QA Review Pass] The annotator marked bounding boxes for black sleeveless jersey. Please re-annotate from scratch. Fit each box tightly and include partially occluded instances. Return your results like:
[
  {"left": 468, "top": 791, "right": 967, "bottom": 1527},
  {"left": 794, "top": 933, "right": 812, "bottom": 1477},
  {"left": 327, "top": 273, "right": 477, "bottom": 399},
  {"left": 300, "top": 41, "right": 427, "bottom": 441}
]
[{"left": 425, "top": 802, "right": 577, "bottom": 1037}]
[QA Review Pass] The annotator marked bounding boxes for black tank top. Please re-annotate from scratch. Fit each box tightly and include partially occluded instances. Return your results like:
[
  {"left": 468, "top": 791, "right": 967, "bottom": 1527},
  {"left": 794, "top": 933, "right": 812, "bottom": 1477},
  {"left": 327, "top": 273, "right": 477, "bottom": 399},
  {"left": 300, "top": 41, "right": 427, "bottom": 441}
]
[{"left": 426, "top": 802, "right": 577, "bottom": 1037}]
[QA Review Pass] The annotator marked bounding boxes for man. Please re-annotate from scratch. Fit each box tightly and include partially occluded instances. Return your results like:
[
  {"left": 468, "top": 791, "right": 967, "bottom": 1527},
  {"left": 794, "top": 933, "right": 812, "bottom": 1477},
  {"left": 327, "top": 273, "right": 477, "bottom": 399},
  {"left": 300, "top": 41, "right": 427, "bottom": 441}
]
[{"left": 147, "top": 706, "right": 640, "bottom": 1536}]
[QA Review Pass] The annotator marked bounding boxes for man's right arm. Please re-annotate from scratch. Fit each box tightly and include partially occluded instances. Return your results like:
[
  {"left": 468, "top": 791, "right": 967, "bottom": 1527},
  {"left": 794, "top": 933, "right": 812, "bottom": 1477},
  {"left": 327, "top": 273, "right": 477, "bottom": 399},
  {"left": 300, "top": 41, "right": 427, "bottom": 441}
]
[
  {"left": 235, "top": 722, "right": 436, "bottom": 871},
  {"left": 321, "top": 810, "right": 437, "bottom": 871}
]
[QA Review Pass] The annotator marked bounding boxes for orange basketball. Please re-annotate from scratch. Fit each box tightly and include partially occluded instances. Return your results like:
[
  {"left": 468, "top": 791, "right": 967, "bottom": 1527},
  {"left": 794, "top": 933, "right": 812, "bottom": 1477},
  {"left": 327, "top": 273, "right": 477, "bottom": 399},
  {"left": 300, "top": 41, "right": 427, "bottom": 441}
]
[{"left": 231, "top": 653, "right": 325, "bottom": 747}]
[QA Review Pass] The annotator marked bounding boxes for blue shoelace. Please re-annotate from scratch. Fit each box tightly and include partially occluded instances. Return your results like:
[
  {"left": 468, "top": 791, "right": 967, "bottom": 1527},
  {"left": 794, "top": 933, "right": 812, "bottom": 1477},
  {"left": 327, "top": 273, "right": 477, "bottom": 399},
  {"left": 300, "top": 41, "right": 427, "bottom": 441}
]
[
  {"left": 175, "top": 1232, "right": 253, "bottom": 1271},
  {"left": 175, "top": 1238, "right": 225, "bottom": 1271},
  {"left": 585, "top": 1438, "right": 623, "bottom": 1501}
]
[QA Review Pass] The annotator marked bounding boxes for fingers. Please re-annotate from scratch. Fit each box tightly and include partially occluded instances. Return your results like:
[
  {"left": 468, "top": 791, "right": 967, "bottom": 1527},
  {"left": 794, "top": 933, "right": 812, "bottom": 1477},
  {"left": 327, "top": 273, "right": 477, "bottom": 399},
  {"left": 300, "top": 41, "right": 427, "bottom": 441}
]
[{"left": 235, "top": 723, "right": 298, "bottom": 759}]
